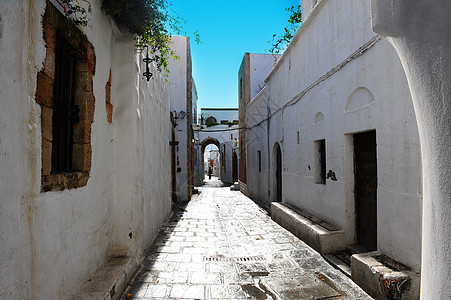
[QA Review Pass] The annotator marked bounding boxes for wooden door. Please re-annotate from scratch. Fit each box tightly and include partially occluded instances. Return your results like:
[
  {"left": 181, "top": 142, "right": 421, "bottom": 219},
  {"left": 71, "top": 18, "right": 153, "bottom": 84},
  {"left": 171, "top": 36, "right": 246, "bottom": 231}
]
[
  {"left": 354, "top": 131, "right": 377, "bottom": 251},
  {"left": 276, "top": 144, "right": 282, "bottom": 202}
]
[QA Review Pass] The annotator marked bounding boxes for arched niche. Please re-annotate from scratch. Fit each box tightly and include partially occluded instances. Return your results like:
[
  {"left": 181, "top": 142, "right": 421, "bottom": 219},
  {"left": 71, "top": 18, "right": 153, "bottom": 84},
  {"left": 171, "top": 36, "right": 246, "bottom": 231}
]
[
  {"left": 313, "top": 112, "right": 325, "bottom": 124},
  {"left": 345, "top": 87, "right": 375, "bottom": 111}
]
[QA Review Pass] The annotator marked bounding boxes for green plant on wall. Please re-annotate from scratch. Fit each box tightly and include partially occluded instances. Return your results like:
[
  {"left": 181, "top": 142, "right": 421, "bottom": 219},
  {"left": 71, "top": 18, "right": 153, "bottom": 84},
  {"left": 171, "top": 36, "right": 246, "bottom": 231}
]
[
  {"left": 267, "top": 5, "right": 302, "bottom": 54},
  {"left": 61, "top": 0, "right": 88, "bottom": 27},
  {"left": 62, "top": 0, "right": 200, "bottom": 78},
  {"left": 101, "top": 0, "right": 177, "bottom": 77}
]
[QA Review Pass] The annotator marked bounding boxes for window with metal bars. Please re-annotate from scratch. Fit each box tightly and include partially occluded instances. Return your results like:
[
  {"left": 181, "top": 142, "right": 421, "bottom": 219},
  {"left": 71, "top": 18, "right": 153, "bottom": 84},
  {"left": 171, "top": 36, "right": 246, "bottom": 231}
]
[{"left": 51, "top": 38, "right": 80, "bottom": 173}]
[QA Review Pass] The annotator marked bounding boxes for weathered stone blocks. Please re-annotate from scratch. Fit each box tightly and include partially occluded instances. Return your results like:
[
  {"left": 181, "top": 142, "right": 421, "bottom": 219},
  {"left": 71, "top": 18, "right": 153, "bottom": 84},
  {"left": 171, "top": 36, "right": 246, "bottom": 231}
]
[{"left": 351, "top": 251, "right": 420, "bottom": 300}]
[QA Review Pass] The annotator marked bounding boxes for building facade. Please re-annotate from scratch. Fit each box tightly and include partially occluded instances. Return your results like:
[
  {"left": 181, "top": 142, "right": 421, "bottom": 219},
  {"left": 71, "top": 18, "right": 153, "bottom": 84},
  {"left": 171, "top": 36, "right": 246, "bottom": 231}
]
[
  {"left": 245, "top": 0, "right": 422, "bottom": 298},
  {"left": 167, "top": 36, "right": 196, "bottom": 203},
  {"left": 238, "top": 53, "right": 279, "bottom": 194},
  {"left": 0, "top": 1, "right": 172, "bottom": 299},
  {"left": 194, "top": 108, "right": 239, "bottom": 185}
]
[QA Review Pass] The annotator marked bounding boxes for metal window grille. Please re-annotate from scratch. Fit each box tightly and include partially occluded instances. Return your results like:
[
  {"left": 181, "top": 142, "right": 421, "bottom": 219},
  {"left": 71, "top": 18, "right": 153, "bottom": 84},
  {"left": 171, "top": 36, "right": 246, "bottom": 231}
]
[{"left": 51, "top": 38, "right": 78, "bottom": 173}]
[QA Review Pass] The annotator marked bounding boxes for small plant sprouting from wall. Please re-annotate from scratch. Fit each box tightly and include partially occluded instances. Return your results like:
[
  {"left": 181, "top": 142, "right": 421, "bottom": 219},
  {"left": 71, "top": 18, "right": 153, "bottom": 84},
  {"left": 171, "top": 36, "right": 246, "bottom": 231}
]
[
  {"left": 267, "top": 5, "right": 302, "bottom": 54},
  {"left": 61, "top": 0, "right": 88, "bottom": 26},
  {"left": 61, "top": 0, "right": 200, "bottom": 78}
]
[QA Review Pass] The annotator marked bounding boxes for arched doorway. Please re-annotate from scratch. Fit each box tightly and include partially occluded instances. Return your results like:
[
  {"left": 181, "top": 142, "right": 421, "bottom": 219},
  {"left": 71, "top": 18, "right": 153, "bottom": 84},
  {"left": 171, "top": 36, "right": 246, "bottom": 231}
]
[
  {"left": 200, "top": 137, "right": 221, "bottom": 181},
  {"left": 232, "top": 151, "right": 238, "bottom": 183},
  {"left": 273, "top": 142, "right": 282, "bottom": 202}
]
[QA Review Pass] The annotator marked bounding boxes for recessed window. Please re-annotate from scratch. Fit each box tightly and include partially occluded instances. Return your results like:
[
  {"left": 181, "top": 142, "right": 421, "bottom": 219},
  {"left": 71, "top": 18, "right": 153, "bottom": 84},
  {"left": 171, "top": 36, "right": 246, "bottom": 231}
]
[
  {"left": 297, "top": 131, "right": 300, "bottom": 145},
  {"left": 51, "top": 38, "right": 78, "bottom": 173},
  {"left": 36, "top": 3, "right": 96, "bottom": 192},
  {"left": 314, "top": 139, "right": 326, "bottom": 184}
]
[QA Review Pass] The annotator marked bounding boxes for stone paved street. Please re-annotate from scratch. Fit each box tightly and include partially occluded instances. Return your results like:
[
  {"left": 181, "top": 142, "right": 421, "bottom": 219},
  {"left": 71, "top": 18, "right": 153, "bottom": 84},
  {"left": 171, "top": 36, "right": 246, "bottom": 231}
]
[{"left": 123, "top": 178, "right": 371, "bottom": 299}]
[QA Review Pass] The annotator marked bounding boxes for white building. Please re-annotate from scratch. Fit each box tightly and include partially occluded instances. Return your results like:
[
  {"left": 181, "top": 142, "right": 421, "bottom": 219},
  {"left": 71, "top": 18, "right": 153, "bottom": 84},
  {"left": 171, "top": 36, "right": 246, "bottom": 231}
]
[
  {"left": 0, "top": 1, "right": 171, "bottom": 299},
  {"left": 245, "top": 0, "right": 422, "bottom": 298},
  {"left": 194, "top": 109, "right": 239, "bottom": 185},
  {"left": 238, "top": 53, "right": 280, "bottom": 194},
  {"left": 167, "top": 36, "right": 197, "bottom": 202}
]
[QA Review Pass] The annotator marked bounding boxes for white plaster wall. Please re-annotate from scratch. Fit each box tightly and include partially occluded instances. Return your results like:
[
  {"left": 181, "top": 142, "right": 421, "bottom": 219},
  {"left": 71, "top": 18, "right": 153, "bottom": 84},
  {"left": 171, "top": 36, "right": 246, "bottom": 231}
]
[
  {"left": 167, "top": 36, "right": 189, "bottom": 201},
  {"left": 301, "top": 0, "right": 318, "bottom": 21},
  {"left": 249, "top": 54, "right": 278, "bottom": 100},
  {"left": 198, "top": 126, "right": 239, "bottom": 147},
  {"left": 220, "top": 140, "right": 238, "bottom": 184},
  {"left": 246, "top": 88, "right": 270, "bottom": 207},
  {"left": 0, "top": 1, "right": 171, "bottom": 298},
  {"left": 246, "top": 0, "right": 422, "bottom": 271}
]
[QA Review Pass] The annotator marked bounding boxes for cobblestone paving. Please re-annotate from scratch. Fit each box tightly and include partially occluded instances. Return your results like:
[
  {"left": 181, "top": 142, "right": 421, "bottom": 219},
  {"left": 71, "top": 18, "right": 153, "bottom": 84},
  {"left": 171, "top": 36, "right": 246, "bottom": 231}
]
[{"left": 123, "top": 178, "right": 371, "bottom": 299}]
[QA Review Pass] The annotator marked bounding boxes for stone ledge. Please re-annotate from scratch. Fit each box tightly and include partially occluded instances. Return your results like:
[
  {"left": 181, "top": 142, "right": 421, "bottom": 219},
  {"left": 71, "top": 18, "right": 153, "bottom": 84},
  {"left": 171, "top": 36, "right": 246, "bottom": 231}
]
[
  {"left": 271, "top": 202, "right": 345, "bottom": 254},
  {"left": 239, "top": 180, "right": 248, "bottom": 195},
  {"left": 70, "top": 255, "right": 139, "bottom": 300},
  {"left": 351, "top": 251, "right": 420, "bottom": 300}
]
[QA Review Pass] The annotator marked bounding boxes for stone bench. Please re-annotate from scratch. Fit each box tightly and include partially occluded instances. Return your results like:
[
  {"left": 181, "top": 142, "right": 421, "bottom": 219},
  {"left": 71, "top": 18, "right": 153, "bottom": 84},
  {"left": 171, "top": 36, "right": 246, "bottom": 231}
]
[{"left": 271, "top": 202, "right": 345, "bottom": 254}]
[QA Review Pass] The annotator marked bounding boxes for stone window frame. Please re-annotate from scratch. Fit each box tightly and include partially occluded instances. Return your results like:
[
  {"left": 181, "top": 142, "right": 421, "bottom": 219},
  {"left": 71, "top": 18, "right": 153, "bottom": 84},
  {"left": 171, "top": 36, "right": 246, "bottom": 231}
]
[{"left": 36, "top": 2, "right": 96, "bottom": 192}]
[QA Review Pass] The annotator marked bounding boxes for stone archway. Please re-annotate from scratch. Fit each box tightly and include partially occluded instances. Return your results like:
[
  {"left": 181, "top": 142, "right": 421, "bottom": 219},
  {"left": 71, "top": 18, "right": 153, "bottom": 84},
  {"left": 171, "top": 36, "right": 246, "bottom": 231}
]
[
  {"left": 371, "top": 1, "right": 451, "bottom": 297},
  {"left": 201, "top": 137, "right": 220, "bottom": 154},
  {"left": 199, "top": 137, "right": 221, "bottom": 181}
]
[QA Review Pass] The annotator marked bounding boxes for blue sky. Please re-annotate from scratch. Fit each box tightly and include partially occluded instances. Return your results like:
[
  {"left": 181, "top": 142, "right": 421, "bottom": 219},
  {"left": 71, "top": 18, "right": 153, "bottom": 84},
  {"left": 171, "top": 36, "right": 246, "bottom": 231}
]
[{"left": 170, "top": 0, "right": 300, "bottom": 111}]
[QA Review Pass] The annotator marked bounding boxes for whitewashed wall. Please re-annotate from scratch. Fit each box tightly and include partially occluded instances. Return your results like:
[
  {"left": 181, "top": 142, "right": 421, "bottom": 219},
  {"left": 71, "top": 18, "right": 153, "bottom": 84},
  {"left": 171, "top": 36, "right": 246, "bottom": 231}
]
[
  {"left": 249, "top": 54, "right": 278, "bottom": 101},
  {"left": 220, "top": 140, "right": 238, "bottom": 184},
  {"left": 0, "top": 1, "right": 171, "bottom": 299},
  {"left": 246, "top": 88, "right": 270, "bottom": 207},
  {"left": 246, "top": 0, "right": 422, "bottom": 271},
  {"left": 167, "top": 36, "right": 190, "bottom": 201}
]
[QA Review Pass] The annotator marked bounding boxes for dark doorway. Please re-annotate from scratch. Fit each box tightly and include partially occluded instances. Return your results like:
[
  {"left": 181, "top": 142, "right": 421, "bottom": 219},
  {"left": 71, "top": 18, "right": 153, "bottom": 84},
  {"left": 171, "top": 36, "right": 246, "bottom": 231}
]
[
  {"left": 232, "top": 151, "right": 238, "bottom": 183},
  {"left": 354, "top": 130, "right": 377, "bottom": 251},
  {"left": 275, "top": 143, "right": 282, "bottom": 202}
]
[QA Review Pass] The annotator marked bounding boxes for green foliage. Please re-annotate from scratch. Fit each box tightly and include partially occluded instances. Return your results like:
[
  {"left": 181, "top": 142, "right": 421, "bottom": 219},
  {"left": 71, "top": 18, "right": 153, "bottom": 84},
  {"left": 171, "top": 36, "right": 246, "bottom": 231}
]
[
  {"left": 61, "top": 0, "right": 88, "bottom": 27},
  {"left": 101, "top": 0, "right": 171, "bottom": 76},
  {"left": 101, "top": 0, "right": 200, "bottom": 78},
  {"left": 268, "top": 5, "right": 302, "bottom": 54},
  {"left": 206, "top": 122, "right": 219, "bottom": 128},
  {"left": 61, "top": 0, "right": 200, "bottom": 78},
  {"left": 225, "top": 121, "right": 239, "bottom": 127}
]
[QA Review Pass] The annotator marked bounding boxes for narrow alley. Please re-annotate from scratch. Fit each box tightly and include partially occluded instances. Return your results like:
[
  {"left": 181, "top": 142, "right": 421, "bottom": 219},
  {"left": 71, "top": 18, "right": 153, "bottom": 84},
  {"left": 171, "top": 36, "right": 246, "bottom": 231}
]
[{"left": 122, "top": 177, "right": 370, "bottom": 299}]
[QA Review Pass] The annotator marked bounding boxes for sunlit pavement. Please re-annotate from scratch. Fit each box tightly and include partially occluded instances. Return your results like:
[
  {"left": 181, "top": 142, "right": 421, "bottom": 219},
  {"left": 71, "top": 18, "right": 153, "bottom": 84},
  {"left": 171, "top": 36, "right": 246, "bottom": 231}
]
[{"left": 123, "top": 179, "right": 371, "bottom": 299}]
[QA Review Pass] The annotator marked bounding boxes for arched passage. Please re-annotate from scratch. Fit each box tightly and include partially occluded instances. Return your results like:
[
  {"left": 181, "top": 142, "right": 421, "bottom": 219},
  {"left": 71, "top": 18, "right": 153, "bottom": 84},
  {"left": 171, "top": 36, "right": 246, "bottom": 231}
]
[
  {"left": 200, "top": 137, "right": 221, "bottom": 181},
  {"left": 201, "top": 137, "right": 220, "bottom": 154}
]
